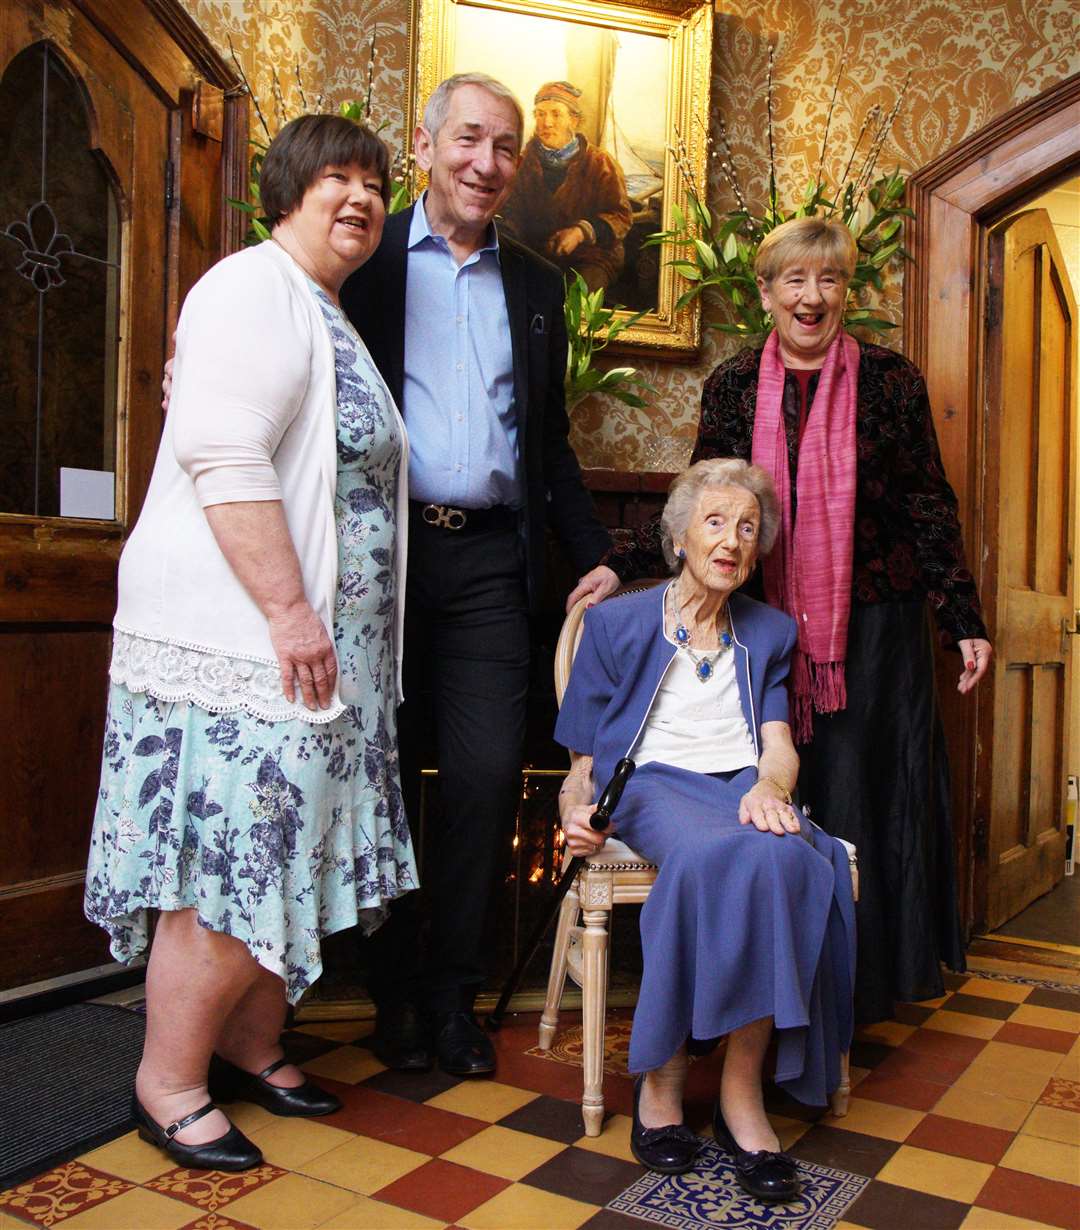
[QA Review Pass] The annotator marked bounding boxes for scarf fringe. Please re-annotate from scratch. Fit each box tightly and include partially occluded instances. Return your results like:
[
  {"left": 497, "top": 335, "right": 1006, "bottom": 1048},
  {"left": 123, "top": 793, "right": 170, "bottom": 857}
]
[{"left": 791, "top": 652, "right": 847, "bottom": 745}]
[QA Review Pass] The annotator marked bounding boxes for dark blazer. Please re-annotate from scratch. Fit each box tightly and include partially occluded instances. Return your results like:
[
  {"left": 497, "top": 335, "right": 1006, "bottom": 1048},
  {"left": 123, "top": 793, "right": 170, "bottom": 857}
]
[{"left": 340, "top": 205, "right": 611, "bottom": 610}]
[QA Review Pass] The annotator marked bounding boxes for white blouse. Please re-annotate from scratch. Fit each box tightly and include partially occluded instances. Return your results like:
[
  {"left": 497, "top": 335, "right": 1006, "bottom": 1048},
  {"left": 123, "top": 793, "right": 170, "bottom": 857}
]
[{"left": 634, "top": 642, "right": 758, "bottom": 774}]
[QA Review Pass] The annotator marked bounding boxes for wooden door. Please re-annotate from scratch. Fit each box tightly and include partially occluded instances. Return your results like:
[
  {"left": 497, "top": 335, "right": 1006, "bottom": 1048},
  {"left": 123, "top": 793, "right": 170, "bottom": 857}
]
[
  {"left": 0, "top": 0, "right": 244, "bottom": 993},
  {"left": 979, "top": 208, "right": 1077, "bottom": 929}
]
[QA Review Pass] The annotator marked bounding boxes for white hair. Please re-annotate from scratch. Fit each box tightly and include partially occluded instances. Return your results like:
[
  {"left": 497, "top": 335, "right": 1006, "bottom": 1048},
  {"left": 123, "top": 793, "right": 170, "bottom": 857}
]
[
  {"left": 422, "top": 73, "right": 525, "bottom": 149},
  {"left": 660, "top": 458, "right": 780, "bottom": 570}
]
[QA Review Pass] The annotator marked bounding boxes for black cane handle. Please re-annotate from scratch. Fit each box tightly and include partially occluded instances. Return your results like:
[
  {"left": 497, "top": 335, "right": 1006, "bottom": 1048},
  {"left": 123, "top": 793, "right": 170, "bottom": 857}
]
[{"left": 590, "top": 757, "right": 636, "bottom": 830}]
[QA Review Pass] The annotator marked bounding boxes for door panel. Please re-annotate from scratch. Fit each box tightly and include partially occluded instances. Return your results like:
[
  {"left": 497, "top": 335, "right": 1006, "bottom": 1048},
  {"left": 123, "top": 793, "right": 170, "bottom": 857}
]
[{"left": 981, "top": 208, "right": 1077, "bottom": 929}]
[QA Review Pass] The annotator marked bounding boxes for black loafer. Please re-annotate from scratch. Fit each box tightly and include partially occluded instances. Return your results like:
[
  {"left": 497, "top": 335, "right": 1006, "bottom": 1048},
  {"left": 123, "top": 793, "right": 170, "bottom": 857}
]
[
  {"left": 372, "top": 1001, "right": 434, "bottom": 1072},
  {"left": 630, "top": 1074, "right": 701, "bottom": 1174},
  {"left": 712, "top": 1102, "right": 800, "bottom": 1203},
  {"left": 131, "top": 1093, "right": 263, "bottom": 1171},
  {"left": 211, "top": 1056, "right": 342, "bottom": 1117},
  {"left": 433, "top": 1010, "right": 496, "bottom": 1076}
]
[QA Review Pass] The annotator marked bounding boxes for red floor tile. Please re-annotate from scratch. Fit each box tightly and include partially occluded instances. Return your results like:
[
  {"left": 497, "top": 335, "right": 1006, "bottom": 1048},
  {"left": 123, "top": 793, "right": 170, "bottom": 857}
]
[
  {"left": 330, "top": 1084, "right": 487, "bottom": 1154},
  {"left": 144, "top": 1165, "right": 286, "bottom": 1211},
  {"left": 976, "top": 1166, "right": 1080, "bottom": 1230},
  {"left": 903, "top": 1027, "right": 988, "bottom": 1065},
  {"left": 996, "top": 1022, "right": 1077, "bottom": 1054},
  {"left": 869, "top": 1044, "right": 974, "bottom": 1086},
  {"left": 1040, "top": 1077, "right": 1080, "bottom": 1112},
  {"left": 905, "top": 1113, "right": 1014, "bottom": 1164},
  {"left": 849, "top": 1068, "right": 945, "bottom": 1112},
  {"left": 375, "top": 1158, "right": 510, "bottom": 1222},
  {"left": 0, "top": 1162, "right": 133, "bottom": 1228}
]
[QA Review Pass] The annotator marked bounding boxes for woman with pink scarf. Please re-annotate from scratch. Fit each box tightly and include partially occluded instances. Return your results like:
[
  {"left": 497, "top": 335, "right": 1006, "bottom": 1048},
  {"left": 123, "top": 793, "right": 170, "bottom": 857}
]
[{"left": 586, "top": 217, "right": 992, "bottom": 1025}]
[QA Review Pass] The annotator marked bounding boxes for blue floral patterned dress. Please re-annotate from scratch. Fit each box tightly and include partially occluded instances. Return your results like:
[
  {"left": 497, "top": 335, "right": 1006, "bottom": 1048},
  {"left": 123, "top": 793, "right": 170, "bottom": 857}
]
[{"left": 84, "top": 284, "right": 416, "bottom": 1003}]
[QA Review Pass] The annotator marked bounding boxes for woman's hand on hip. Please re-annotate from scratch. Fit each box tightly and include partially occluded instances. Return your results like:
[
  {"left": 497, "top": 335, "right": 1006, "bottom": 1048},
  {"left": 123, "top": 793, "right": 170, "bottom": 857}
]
[
  {"left": 739, "top": 782, "right": 801, "bottom": 836},
  {"left": 562, "top": 805, "right": 611, "bottom": 857},
  {"left": 266, "top": 601, "right": 338, "bottom": 710},
  {"left": 956, "top": 638, "right": 992, "bottom": 694}
]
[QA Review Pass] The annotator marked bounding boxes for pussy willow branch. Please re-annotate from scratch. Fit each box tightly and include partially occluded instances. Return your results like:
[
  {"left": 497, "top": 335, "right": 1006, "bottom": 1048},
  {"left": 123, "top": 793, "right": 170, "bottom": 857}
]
[
  {"left": 815, "top": 45, "right": 846, "bottom": 198},
  {"left": 365, "top": 26, "right": 378, "bottom": 118},
  {"left": 227, "top": 35, "right": 272, "bottom": 142},
  {"left": 766, "top": 41, "right": 777, "bottom": 216},
  {"left": 293, "top": 61, "right": 308, "bottom": 112},
  {"left": 714, "top": 116, "right": 749, "bottom": 213}
]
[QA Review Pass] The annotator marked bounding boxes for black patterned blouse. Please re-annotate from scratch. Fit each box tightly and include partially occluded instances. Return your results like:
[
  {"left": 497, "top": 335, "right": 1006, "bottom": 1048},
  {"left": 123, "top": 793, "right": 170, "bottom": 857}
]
[{"left": 604, "top": 340, "right": 988, "bottom": 647}]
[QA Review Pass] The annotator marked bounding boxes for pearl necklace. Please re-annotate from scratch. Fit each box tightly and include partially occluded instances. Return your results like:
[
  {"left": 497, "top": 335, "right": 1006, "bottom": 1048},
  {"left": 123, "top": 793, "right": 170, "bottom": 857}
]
[{"left": 669, "top": 583, "right": 733, "bottom": 683}]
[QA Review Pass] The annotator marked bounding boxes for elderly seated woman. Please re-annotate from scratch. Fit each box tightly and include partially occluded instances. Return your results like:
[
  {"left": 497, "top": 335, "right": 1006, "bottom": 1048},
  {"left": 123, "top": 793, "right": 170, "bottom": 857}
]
[{"left": 556, "top": 458, "right": 855, "bottom": 1201}]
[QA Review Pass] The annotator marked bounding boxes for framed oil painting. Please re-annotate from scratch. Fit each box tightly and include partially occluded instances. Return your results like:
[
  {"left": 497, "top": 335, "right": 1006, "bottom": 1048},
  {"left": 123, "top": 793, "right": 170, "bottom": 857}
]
[{"left": 413, "top": 0, "right": 713, "bottom": 356}]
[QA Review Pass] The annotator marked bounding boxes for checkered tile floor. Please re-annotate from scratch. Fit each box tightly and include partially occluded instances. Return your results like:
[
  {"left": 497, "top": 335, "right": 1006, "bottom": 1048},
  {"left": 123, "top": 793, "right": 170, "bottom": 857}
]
[{"left": 2, "top": 957, "right": 1077, "bottom": 1230}]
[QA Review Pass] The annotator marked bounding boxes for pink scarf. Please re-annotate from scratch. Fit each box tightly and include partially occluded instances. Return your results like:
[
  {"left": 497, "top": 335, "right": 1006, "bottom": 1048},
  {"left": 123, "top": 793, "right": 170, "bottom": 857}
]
[{"left": 751, "top": 328, "right": 859, "bottom": 743}]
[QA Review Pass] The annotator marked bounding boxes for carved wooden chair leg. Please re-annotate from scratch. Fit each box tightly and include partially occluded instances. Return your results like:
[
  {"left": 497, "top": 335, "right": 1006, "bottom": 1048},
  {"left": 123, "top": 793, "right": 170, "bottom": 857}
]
[
  {"left": 580, "top": 905, "right": 610, "bottom": 1137},
  {"left": 539, "top": 881, "right": 580, "bottom": 1050},
  {"left": 830, "top": 1049, "right": 851, "bottom": 1116}
]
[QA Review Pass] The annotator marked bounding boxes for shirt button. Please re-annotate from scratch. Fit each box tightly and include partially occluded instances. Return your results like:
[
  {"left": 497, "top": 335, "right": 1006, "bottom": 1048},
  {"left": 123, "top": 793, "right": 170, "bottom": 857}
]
[
  {"left": 456, "top": 316, "right": 464, "bottom": 325},
  {"left": 457, "top": 414, "right": 464, "bottom": 422},
  {"left": 456, "top": 464, "right": 463, "bottom": 472},
  {"left": 456, "top": 362, "right": 463, "bottom": 372}
]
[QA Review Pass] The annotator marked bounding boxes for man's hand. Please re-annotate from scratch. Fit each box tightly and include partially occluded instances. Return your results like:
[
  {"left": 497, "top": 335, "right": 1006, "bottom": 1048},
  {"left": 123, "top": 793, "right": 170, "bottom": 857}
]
[
  {"left": 956, "top": 638, "right": 992, "bottom": 694},
  {"left": 565, "top": 564, "right": 620, "bottom": 613},
  {"left": 548, "top": 225, "right": 586, "bottom": 258}
]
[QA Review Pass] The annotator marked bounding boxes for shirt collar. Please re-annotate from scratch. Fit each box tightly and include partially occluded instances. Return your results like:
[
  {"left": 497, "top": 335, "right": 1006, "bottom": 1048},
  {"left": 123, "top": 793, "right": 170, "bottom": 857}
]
[{"left": 408, "top": 190, "right": 500, "bottom": 258}]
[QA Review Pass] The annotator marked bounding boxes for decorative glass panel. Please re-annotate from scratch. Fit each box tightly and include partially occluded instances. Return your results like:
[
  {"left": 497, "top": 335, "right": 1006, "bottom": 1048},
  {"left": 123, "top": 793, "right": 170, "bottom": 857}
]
[{"left": 0, "top": 43, "right": 121, "bottom": 519}]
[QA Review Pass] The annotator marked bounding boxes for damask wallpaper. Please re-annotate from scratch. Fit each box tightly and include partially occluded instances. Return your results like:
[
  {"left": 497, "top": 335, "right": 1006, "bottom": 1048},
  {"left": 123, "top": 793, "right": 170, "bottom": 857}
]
[{"left": 180, "top": 0, "right": 1080, "bottom": 471}]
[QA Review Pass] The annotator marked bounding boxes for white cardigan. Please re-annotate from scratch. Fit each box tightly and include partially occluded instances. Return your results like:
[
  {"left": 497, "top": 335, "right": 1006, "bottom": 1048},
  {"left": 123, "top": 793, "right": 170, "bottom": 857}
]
[{"left": 111, "top": 240, "right": 409, "bottom": 723}]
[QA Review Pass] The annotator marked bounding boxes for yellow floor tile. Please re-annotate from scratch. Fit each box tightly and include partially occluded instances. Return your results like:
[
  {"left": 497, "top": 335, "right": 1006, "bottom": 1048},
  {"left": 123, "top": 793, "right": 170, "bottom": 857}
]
[
  {"left": 293, "top": 1020, "right": 374, "bottom": 1042},
  {"left": 440, "top": 1123, "right": 566, "bottom": 1179},
  {"left": 459, "top": 1183, "right": 597, "bottom": 1230},
  {"left": 924, "top": 1009, "right": 1004, "bottom": 1040},
  {"left": 1056, "top": 1048, "right": 1080, "bottom": 1081},
  {"left": 972, "top": 1041, "right": 1066, "bottom": 1076},
  {"left": 776, "top": 1117, "right": 813, "bottom": 1150},
  {"left": 224, "top": 1171, "right": 359, "bottom": 1229},
  {"left": 958, "top": 977, "right": 1033, "bottom": 1003},
  {"left": 856, "top": 1020, "right": 916, "bottom": 1046},
  {"left": 318, "top": 1196, "right": 447, "bottom": 1229},
  {"left": 301, "top": 1044, "right": 386, "bottom": 1084},
  {"left": 1022, "top": 1103, "right": 1080, "bottom": 1146},
  {"left": 959, "top": 1209, "right": 1063, "bottom": 1229},
  {"left": 297, "top": 1134, "right": 430, "bottom": 1194},
  {"left": 956, "top": 1042, "right": 1063, "bottom": 1102},
  {"left": 248, "top": 1116, "right": 359, "bottom": 1169},
  {"left": 1011, "top": 1003, "right": 1080, "bottom": 1034},
  {"left": 933, "top": 1085, "right": 1034, "bottom": 1132},
  {"left": 223, "top": 1099, "right": 277, "bottom": 1134},
  {"left": 76, "top": 1130, "right": 176, "bottom": 1184},
  {"left": 573, "top": 1114, "right": 636, "bottom": 1163},
  {"left": 1000, "top": 1134, "right": 1080, "bottom": 1185},
  {"left": 425, "top": 1080, "right": 538, "bottom": 1122},
  {"left": 876, "top": 1144, "right": 994, "bottom": 1204},
  {"left": 822, "top": 1096, "right": 926, "bottom": 1141},
  {"left": 849, "top": 1064, "right": 871, "bottom": 1089},
  {"left": 61, "top": 1187, "right": 194, "bottom": 1229}
]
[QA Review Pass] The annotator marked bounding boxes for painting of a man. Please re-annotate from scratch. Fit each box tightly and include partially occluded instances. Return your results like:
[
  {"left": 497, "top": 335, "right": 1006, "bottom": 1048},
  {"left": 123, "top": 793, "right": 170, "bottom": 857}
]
[{"left": 500, "top": 80, "right": 632, "bottom": 291}]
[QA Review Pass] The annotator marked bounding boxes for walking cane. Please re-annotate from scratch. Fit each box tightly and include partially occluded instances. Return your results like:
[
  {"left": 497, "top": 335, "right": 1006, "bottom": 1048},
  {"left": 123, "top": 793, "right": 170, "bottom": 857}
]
[{"left": 487, "top": 758, "right": 636, "bottom": 1032}]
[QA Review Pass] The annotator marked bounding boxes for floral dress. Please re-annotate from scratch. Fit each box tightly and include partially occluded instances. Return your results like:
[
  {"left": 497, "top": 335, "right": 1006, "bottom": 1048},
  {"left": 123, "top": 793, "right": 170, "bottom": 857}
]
[{"left": 84, "top": 284, "right": 416, "bottom": 1003}]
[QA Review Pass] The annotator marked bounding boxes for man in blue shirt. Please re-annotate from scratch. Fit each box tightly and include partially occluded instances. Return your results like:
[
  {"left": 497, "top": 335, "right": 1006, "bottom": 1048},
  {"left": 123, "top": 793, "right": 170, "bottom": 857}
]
[{"left": 342, "top": 74, "right": 618, "bottom": 1077}]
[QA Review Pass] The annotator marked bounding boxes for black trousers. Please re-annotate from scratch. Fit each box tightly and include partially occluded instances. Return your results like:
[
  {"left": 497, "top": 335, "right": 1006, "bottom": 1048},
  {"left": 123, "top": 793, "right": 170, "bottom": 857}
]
[{"left": 366, "top": 510, "right": 530, "bottom": 1013}]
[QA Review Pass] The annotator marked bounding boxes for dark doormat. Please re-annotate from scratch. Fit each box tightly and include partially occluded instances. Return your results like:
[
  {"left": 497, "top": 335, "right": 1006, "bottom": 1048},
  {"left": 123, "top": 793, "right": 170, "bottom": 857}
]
[{"left": 0, "top": 1002, "right": 145, "bottom": 1189}]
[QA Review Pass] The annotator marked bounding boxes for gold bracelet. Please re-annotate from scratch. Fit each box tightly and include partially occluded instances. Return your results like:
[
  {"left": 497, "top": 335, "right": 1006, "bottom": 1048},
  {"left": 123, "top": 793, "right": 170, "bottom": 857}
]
[{"left": 756, "top": 775, "right": 792, "bottom": 805}]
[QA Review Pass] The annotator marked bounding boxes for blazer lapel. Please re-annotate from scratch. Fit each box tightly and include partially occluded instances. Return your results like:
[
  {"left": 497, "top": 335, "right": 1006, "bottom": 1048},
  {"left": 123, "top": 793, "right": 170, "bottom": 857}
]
[
  {"left": 382, "top": 209, "right": 411, "bottom": 406},
  {"left": 499, "top": 239, "right": 529, "bottom": 435}
]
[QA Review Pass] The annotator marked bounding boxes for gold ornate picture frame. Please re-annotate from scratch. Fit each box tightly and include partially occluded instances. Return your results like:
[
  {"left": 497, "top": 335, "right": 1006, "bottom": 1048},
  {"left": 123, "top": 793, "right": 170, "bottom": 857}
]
[{"left": 413, "top": 0, "right": 712, "bottom": 356}]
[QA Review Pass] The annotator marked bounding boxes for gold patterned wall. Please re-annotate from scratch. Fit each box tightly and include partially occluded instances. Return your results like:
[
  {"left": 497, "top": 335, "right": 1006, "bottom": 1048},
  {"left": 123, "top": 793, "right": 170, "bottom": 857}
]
[{"left": 180, "top": 0, "right": 1080, "bottom": 471}]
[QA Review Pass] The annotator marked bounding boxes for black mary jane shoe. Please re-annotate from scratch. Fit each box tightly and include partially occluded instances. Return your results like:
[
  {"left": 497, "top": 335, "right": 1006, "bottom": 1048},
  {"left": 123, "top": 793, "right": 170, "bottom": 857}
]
[
  {"left": 211, "top": 1056, "right": 342, "bottom": 1117},
  {"left": 630, "top": 1074, "right": 702, "bottom": 1175},
  {"left": 131, "top": 1093, "right": 263, "bottom": 1172},
  {"left": 712, "top": 1102, "right": 800, "bottom": 1203}
]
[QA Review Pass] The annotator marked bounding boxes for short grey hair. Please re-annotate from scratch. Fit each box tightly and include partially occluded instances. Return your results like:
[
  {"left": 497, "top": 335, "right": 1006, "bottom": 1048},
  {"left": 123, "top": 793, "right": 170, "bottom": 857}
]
[
  {"left": 660, "top": 458, "right": 780, "bottom": 570},
  {"left": 422, "top": 73, "right": 525, "bottom": 150}
]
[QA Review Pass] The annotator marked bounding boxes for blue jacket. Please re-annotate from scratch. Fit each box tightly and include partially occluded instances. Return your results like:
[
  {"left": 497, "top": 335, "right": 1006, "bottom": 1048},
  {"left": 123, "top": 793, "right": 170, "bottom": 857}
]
[{"left": 555, "top": 583, "right": 797, "bottom": 793}]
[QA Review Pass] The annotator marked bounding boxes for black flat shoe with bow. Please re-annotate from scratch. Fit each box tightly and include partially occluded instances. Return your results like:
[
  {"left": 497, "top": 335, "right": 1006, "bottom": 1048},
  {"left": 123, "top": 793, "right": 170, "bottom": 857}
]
[
  {"left": 630, "top": 1074, "right": 702, "bottom": 1175},
  {"left": 712, "top": 1102, "right": 800, "bottom": 1203},
  {"left": 211, "top": 1056, "right": 342, "bottom": 1117},
  {"left": 131, "top": 1093, "right": 263, "bottom": 1172}
]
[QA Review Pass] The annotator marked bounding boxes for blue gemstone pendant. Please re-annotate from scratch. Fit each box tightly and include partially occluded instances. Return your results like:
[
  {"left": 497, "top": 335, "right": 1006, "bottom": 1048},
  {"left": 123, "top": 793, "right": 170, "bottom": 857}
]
[
  {"left": 695, "top": 659, "right": 713, "bottom": 681},
  {"left": 720, "top": 631, "right": 733, "bottom": 649},
  {"left": 675, "top": 624, "right": 690, "bottom": 644}
]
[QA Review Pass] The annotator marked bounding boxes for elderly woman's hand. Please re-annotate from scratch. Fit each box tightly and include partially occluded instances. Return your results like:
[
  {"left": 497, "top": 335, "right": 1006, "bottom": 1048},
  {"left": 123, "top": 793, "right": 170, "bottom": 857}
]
[
  {"left": 562, "top": 804, "right": 612, "bottom": 857},
  {"left": 739, "top": 781, "right": 802, "bottom": 836}
]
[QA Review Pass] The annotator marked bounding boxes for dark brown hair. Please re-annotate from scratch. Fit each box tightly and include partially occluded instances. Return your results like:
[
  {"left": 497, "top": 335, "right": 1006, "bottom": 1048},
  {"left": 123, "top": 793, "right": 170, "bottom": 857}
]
[{"left": 259, "top": 114, "right": 391, "bottom": 225}]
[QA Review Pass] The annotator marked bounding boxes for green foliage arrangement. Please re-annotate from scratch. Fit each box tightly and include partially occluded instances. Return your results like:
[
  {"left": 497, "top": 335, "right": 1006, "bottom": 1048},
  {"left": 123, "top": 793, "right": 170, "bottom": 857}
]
[
  {"left": 563, "top": 273, "right": 654, "bottom": 411},
  {"left": 650, "top": 46, "right": 913, "bottom": 341}
]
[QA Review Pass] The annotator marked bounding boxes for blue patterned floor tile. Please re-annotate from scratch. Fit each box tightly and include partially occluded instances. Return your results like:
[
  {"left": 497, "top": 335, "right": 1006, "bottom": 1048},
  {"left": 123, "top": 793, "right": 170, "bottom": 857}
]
[{"left": 607, "top": 1139, "right": 868, "bottom": 1229}]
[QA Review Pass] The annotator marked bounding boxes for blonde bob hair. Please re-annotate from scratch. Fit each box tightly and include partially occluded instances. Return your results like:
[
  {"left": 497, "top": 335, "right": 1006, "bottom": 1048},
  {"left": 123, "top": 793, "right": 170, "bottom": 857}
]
[
  {"left": 754, "top": 216, "right": 857, "bottom": 285},
  {"left": 660, "top": 458, "right": 780, "bottom": 571}
]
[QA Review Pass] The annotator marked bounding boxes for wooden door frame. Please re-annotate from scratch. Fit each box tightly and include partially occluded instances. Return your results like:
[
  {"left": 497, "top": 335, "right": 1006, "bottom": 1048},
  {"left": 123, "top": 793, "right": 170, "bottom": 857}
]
[{"left": 904, "top": 71, "right": 1080, "bottom": 933}]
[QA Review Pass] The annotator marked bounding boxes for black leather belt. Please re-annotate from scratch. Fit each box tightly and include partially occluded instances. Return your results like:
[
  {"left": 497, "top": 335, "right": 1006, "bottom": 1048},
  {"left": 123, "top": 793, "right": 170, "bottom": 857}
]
[{"left": 410, "top": 501, "right": 517, "bottom": 533}]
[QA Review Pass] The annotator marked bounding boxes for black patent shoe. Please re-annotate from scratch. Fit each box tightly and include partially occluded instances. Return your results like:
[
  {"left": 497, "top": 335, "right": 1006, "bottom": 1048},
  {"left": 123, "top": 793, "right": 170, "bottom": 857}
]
[
  {"left": 131, "top": 1093, "right": 263, "bottom": 1172},
  {"left": 630, "top": 1074, "right": 701, "bottom": 1175},
  {"left": 712, "top": 1102, "right": 800, "bottom": 1203},
  {"left": 433, "top": 1010, "right": 496, "bottom": 1076},
  {"left": 211, "top": 1056, "right": 342, "bottom": 1117},
  {"left": 373, "top": 1001, "right": 434, "bottom": 1072}
]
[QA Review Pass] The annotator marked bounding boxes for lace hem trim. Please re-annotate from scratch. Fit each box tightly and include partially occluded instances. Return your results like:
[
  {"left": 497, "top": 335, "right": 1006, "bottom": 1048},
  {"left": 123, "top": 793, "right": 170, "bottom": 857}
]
[{"left": 109, "top": 628, "right": 345, "bottom": 725}]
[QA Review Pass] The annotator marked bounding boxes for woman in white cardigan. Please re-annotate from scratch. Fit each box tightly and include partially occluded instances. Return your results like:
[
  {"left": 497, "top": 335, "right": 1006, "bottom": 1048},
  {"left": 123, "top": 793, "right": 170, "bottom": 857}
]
[{"left": 84, "top": 115, "right": 416, "bottom": 1171}]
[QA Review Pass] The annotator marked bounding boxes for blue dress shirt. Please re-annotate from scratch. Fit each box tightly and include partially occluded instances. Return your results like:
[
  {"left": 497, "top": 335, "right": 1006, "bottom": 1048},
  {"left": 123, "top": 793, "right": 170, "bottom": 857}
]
[{"left": 403, "top": 194, "right": 520, "bottom": 509}]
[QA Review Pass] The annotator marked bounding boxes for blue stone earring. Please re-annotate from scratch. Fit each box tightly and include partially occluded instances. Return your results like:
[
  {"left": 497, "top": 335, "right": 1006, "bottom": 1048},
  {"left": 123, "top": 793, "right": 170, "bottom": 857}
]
[{"left": 676, "top": 547, "right": 686, "bottom": 560}]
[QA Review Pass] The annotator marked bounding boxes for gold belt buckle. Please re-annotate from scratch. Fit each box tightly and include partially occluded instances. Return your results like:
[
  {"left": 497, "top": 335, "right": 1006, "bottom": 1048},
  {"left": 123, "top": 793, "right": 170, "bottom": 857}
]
[{"left": 422, "top": 503, "right": 467, "bottom": 530}]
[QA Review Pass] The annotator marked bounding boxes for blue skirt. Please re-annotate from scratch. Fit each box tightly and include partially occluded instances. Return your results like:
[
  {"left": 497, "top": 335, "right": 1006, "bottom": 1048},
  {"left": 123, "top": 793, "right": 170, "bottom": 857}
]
[{"left": 614, "top": 762, "right": 856, "bottom": 1107}]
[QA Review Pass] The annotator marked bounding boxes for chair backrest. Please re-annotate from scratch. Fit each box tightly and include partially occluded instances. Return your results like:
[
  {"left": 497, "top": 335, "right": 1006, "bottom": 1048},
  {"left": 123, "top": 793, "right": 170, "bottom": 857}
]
[{"left": 553, "top": 579, "right": 665, "bottom": 705}]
